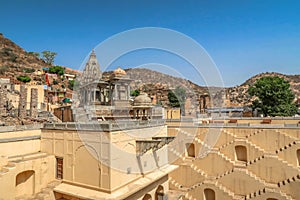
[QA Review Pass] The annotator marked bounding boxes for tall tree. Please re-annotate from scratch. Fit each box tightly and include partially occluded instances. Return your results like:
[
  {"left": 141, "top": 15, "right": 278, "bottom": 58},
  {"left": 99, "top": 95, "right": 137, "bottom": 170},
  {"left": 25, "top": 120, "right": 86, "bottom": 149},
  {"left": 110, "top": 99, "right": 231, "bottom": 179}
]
[
  {"left": 248, "top": 76, "right": 297, "bottom": 117},
  {"left": 42, "top": 50, "right": 57, "bottom": 65},
  {"left": 168, "top": 86, "right": 186, "bottom": 114}
]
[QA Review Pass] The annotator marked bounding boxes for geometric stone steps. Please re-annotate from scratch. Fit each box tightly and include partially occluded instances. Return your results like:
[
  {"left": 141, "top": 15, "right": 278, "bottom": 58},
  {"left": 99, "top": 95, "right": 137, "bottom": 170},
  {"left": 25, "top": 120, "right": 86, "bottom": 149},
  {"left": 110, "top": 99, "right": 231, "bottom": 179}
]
[
  {"left": 215, "top": 168, "right": 235, "bottom": 180},
  {"left": 244, "top": 169, "right": 268, "bottom": 186},
  {"left": 168, "top": 146, "right": 186, "bottom": 161},
  {"left": 190, "top": 163, "right": 208, "bottom": 178},
  {"left": 275, "top": 130, "right": 299, "bottom": 142},
  {"left": 246, "top": 155, "right": 265, "bottom": 166},
  {"left": 169, "top": 176, "right": 188, "bottom": 191},
  {"left": 245, "top": 129, "right": 264, "bottom": 139},
  {"left": 278, "top": 174, "right": 300, "bottom": 187},
  {"left": 244, "top": 186, "right": 295, "bottom": 200},
  {"left": 276, "top": 156, "right": 300, "bottom": 174},
  {"left": 218, "top": 140, "right": 235, "bottom": 151},
  {"left": 244, "top": 139, "right": 266, "bottom": 154},
  {"left": 222, "top": 129, "right": 238, "bottom": 139},
  {"left": 212, "top": 150, "right": 236, "bottom": 165},
  {"left": 214, "top": 181, "right": 236, "bottom": 199},
  {"left": 275, "top": 141, "right": 298, "bottom": 154}
]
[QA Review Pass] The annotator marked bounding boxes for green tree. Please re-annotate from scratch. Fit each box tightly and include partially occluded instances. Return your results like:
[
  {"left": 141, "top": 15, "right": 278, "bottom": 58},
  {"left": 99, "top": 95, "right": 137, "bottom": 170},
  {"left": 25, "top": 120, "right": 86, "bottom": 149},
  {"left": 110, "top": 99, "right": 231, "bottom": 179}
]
[
  {"left": 68, "top": 80, "right": 76, "bottom": 90},
  {"left": 41, "top": 50, "right": 57, "bottom": 65},
  {"left": 28, "top": 52, "right": 40, "bottom": 58},
  {"left": 168, "top": 87, "right": 186, "bottom": 114},
  {"left": 49, "top": 66, "right": 64, "bottom": 75},
  {"left": 248, "top": 76, "right": 297, "bottom": 117},
  {"left": 130, "top": 89, "right": 140, "bottom": 97},
  {"left": 17, "top": 75, "right": 31, "bottom": 83}
]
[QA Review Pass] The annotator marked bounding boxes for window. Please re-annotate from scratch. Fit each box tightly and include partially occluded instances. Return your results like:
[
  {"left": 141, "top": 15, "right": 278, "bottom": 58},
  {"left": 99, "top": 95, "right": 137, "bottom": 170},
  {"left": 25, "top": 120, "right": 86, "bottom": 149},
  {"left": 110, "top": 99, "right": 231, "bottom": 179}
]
[
  {"left": 235, "top": 145, "right": 247, "bottom": 162},
  {"left": 186, "top": 143, "right": 195, "bottom": 157},
  {"left": 155, "top": 185, "right": 164, "bottom": 200},
  {"left": 204, "top": 188, "right": 215, "bottom": 200},
  {"left": 142, "top": 194, "right": 152, "bottom": 200},
  {"left": 56, "top": 157, "right": 63, "bottom": 179}
]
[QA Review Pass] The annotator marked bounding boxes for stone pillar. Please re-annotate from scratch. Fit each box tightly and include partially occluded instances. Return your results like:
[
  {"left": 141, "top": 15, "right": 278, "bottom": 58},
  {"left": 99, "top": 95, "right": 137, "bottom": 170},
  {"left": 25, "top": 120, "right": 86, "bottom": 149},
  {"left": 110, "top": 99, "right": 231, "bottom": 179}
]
[
  {"left": 18, "top": 85, "right": 27, "bottom": 118},
  {"left": 30, "top": 88, "right": 38, "bottom": 118},
  {"left": 0, "top": 84, "right": 8, "bottom": 115}
]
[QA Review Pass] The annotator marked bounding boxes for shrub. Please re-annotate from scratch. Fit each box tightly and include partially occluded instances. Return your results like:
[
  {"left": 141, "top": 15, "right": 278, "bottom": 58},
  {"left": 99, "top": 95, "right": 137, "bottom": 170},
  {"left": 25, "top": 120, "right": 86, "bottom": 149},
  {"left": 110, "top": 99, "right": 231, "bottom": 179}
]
[
  {"left": 49, "top": 66, "right": 64, "bottom": 75},
  {"left": 17, "top": 75, "right": 31, "bottom": 83},
  {"left": 23, "top": 68, "right": 35, "bottom": 73}
]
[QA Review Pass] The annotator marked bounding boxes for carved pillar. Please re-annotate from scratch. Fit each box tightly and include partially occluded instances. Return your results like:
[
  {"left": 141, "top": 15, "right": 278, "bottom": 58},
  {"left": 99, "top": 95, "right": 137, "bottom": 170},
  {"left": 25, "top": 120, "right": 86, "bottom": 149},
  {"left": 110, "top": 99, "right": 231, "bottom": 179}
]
[
  {"left": 18, "top": 85, "right": 27, "bottom": 118},
  {"left": 0, "top": 84, "right": 8, "bottom": 115},
  {"left": 30, "top": 88, "right": 38, "bottom": 118}
]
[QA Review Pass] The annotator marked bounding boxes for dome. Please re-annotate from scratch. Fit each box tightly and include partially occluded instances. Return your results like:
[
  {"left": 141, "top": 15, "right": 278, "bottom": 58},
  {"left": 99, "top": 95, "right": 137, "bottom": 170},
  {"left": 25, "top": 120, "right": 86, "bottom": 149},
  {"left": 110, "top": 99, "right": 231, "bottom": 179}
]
[
  {"left": 133, "top": 93, "right": 152, "bottom": 106},
  {"left": 113, "top": 67, "right": 126, "bottom": 76}
]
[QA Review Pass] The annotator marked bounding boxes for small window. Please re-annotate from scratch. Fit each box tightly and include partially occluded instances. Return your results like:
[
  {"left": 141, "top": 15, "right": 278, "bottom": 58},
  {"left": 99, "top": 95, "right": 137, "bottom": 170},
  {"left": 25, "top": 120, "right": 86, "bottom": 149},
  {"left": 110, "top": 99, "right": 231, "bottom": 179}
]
[
  {"left": 186, "top": 143, "right": 195, "bottom": 157},
  {"left": 56, "top": 157, "right": 63, "bottom": 179},
  {"left": 204, "top": 188, "right": 215, "bottom": 200},
  {"left": 235, "top": 145, "right": 247, "bottom": 162}
]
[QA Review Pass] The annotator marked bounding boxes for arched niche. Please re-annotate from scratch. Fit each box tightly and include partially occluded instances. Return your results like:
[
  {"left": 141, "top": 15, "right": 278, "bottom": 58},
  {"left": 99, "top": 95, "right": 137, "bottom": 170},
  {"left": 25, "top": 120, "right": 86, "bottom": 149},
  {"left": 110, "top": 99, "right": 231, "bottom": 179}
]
[
  {"left": 186, "top": 143, "right": 195, "bottom": 157},
  {"left": 235, "top": 145, "right": 247, "bottom": 162},
  {"left": 15, "top": 170, "right": 35, "bottom": 197},
  {"left": 142, "top": 193, "right": 152, "bottom": 200},
  {"left": 155, "top": 185, "right": 164, "bottom": 200},
  {"left": 204, "top": 188, "right": 215, "bottom": 200}
]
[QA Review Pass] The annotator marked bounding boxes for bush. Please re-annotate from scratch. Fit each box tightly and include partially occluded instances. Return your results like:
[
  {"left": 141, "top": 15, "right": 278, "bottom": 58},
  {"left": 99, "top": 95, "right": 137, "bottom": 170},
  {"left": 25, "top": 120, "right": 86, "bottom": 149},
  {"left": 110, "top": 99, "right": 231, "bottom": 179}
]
[
  {"left": 23, "top": 68, "right": 35, "bottom": 73},
  {"left": 49, "top": 66, "right": 64, "bottom": 75},
  {"left": 17, "top": 75, "right": 31, "bottom": 83},
  {"left": 0, "top": 66, "right": 8, "bottom": 75},
  {"left": 68, "top": 80, "right": 75, "bottom": 90}
]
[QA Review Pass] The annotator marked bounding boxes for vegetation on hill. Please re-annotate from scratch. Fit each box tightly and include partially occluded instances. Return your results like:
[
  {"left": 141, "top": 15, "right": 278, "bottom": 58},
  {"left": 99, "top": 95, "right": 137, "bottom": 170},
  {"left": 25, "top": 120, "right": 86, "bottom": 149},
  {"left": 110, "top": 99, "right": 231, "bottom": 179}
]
[
  {"left": 49, "top": 66, "right": 65, "bottom": 75},
  {"left": 41, "top": 50, "right": 57, "bottom": 65},
  {"left": 248, "top": 76, "right": 298, "bottom": 116},
  {"left": 17, "top": 75, "right": 31, "bottom": 83},
  {"left": 168, "top": 87, "right": 187, "bottom": 114}
]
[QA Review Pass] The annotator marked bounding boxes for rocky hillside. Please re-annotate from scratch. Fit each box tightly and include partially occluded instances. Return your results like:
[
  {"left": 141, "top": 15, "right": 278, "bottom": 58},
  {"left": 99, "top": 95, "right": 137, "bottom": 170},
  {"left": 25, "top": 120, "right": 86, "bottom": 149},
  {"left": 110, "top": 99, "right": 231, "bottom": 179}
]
[
  {"left": 223, "top": 72, "right": 300, "bottom": 106},
  {"left": 0, "top": 33, "right": 51, "bottom": 83}
]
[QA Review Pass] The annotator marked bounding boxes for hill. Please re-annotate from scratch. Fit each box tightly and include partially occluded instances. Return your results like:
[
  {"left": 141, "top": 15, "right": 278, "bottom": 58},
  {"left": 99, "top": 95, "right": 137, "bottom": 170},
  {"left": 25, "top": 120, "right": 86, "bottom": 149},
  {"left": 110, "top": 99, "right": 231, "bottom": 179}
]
[
  {"left": 223, "top": 72, "right": 300, "bottom": 107},
  {"left": 0, "top": 33, "right": 51, "bottom": 84}
]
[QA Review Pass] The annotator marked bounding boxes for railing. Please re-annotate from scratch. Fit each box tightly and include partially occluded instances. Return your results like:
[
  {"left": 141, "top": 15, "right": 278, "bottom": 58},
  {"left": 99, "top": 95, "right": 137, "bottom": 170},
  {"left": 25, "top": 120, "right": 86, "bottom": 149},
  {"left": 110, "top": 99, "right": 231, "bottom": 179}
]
[
  {"left": 43, "top": 119, "right": 165, "bottom": 131},
  {"left": 0, "top": 124, "right": 43, "bottom": 133}
]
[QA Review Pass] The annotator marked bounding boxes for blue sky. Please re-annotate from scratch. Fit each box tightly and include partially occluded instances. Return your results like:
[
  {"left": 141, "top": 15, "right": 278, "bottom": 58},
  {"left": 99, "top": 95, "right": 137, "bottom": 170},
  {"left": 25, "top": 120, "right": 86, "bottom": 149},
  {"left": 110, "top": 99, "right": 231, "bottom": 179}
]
[{"left": 1, "top": 0, "right": 300, "bottom": 86}]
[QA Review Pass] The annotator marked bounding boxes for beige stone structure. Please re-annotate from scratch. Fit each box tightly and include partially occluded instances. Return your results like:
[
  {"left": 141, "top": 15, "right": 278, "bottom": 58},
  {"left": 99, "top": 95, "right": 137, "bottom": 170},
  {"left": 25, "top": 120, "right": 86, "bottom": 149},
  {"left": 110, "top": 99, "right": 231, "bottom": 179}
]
[
  {"left": 167, "top": 119, "right": 300, "bottom": 200},
  {"left": 0, "top": 125, "right": 56, "bottom": 200},
  {"left": 41, "top": 122, "right": 175, "bottom": 200}
]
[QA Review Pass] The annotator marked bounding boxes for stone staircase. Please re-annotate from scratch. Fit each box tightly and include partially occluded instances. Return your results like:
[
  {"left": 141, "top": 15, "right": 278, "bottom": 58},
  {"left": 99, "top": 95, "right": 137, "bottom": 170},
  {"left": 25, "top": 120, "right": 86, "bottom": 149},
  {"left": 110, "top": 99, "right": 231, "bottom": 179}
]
[
  {"left": 245, "top": 129, "right": 264, "bottom": 138},
  {"left": 211, "top": 149, "right": 236, "bottom": 165},
  {"left": 275, "top": 141, "right": 298, "bottom": 154},
  {"left": 0, "top": 161, "right": 16, "bottom": 178},
  {"left": 31, "top": 180, "right": 61, "bottom": 200}
]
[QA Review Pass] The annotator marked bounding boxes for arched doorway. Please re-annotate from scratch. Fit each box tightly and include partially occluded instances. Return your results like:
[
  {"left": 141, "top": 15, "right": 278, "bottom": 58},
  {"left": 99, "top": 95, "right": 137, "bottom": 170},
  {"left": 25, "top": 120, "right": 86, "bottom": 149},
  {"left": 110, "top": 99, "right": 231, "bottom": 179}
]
[
  {"left": 15, "top": 170, "right": 35, "bottom": 197},
  {"left": 186, "top": 143, "right": 195, "bottom": 157},
  {"left": 155, "top": 185, "right": 164, "bottom": 200},
  {"left": 297, "top": 149, "right": 300, "bottom": 166},
  {"left": 142, "top": 193, "right": 152, "bottom": 200},
  {"left": 235, "top": 145, "right": 247, "bottom": 162},
  {"left": 204, "top": 188, "right": 215, "bottom": 200}
]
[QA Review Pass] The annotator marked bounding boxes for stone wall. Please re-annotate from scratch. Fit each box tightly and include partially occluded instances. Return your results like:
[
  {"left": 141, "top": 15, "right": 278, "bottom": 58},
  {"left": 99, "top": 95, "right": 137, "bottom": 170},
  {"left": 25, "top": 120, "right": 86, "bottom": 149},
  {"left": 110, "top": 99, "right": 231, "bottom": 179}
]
[
  {"left": 18, "top": 85, "right": 27, "bottom": 118},
  {"left": 30, "top": 88, "right": 38, "bottom": 117},
  {"left": 0, "top": 84, "right": 8, "bottom": 115}
]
